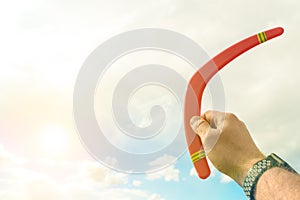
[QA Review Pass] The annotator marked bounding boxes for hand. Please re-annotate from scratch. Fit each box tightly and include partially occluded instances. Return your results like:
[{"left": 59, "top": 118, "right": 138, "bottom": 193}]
[{"left": 190, "top": 110, "right": 265, "bottom": 186}]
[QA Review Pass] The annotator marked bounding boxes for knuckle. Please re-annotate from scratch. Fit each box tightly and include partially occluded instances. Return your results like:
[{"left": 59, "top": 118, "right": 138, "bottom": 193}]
[
  {"left": 239, "top": 120, "right": 247, "bottom": 128},
  {"left": 225, "top": 112, "right": 238, "bottom": 120},
  {"left": 204, "top": 110, "right": 213, "bottom": 116}
]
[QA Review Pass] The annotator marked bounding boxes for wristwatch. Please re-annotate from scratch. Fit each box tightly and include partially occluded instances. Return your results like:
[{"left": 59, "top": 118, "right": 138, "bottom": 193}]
[{"left": 243, "top": 153, "right": 298, "bottom": 200}]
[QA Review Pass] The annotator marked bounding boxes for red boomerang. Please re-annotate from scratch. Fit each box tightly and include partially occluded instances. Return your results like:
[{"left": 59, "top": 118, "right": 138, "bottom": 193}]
[{"left": 184, "top": 27, "right": 284, "bottom": 179}]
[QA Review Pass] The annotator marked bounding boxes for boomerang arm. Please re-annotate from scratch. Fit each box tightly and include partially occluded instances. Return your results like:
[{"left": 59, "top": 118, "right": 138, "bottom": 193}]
[{"left": 199, "top": 27, "right": 284, "bottom": 83}]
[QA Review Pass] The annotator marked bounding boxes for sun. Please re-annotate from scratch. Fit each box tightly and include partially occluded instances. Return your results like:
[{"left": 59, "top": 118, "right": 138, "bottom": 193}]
[{"left": 39, "top": 125, "right": 70, "bottom": 157}]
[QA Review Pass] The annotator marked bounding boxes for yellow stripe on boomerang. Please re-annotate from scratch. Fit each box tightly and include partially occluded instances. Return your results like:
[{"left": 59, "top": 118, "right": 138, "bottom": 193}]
[
  {"left": 191, "top": 150, "right": 205, "bottom": 159},
  {"left": 191, "top": 150, "right": 206, "bottom": 163},
  {"left": 192, "top": 154, "right": 205, "bottom": 163},
  {"left": 257, "top": 32, "right": 267, "bottom": 43}
]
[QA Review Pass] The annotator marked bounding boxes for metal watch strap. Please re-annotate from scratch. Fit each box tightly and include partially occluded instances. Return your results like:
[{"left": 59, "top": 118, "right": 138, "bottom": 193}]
[{"left": 243, "top": 153, "right": 298, "bottom": 200}]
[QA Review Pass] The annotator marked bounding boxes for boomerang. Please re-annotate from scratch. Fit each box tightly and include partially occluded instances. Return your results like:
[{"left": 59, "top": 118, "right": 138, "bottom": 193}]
[{"left": 184, "top": 27, "right": 284, "bottom": 179}]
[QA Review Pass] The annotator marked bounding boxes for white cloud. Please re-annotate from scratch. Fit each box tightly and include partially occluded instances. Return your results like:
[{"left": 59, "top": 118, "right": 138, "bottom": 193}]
[
  {"left": 77, "top": 161, "right": 128, "bottom": 186},
  {"left": 149, "top": 154, "right": 177, "bottom": 168},
  {"left": 189, "top": 159, "right": 233, "bottom": 184},
  {"left": 220, "top": 174, "right": 233, "bottom": 184},
  {"left": 148, "top": 193, "right": 165, "bottom": 200},
  {"left": 190, "top": 159, "right": 217, "bottom": 178},
  {"left": 146, "top": 165, "right": 179, "bottom": 182},
  {"left": 132, "top": 180, "right": 142, "bottom": 187},
  {"left": 189, "top": 167, "right": 197, "bottom": 177},
  {"left": 0, "top": 145, "right": 164, "bottom": 200},
  {"left": 0, "top": 145, "right": 27, "bottom": 167},
  {"left": 189, "top": 167, "right": 232, "bottom": 184},
  {"left": 146, "top": 154, "right": 179, "bottom": 182}
]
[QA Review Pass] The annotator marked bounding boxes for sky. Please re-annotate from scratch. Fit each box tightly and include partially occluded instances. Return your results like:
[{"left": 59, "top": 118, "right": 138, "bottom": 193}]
[{"left": 0, "top": 0, "right": 300, "bottom": 199}]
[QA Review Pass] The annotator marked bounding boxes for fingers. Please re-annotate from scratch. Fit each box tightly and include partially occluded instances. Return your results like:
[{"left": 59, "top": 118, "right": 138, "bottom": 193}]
[
  {"left": 190, "top": 115, "right": 222, "bottom": 154},
  {"left": 190, "top": 116, "right": 210, "bottom": 138},
  {"left": 202, "top": 110, "right": 226, "bottom": 129}
]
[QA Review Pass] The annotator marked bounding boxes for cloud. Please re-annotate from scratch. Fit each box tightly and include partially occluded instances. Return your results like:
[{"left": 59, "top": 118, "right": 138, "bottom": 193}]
[
  {"left": 148, "top": 193, "right": 165, "bottom": 200},
  {"left": 190, "top": 159, "right": 217, "bottom": 178},
  {"left": 189, "top": 167, "right": 197, "bottom": 177},
  {"left": 132, "top": 180, "right": 142, "bottom": 187},
  {"left": 146, "top": 165, "right": 179, "bottom": 182},
  {"left": 220, "top": 174, "right": 233, "bottom": 184},
  {"left": 0, "top": 145, "right": 164, "bottom": 200},
  {"left": 149, "top": 154, "right": 177, "bottom": 167},
  {"left": 0, "top": 145, "right": 26, "bottom": 167},
  {"left": 78, "top": 161, "right": 128, "bottom": 186},
  {"left": 190, "top": 167, "right": 232, "bottom": 184},
  {"left": 189, "top": 159, "right": 233, "bottom": 184},
  {"left": 65, "top": 186, "right": 164, "bottom": 200},
  {"left": 146, "top": 154, "right": 179, "bottom": 182}
]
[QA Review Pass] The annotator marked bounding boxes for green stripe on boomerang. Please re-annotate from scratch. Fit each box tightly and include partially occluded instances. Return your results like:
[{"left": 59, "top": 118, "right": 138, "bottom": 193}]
[
  {"left": 257, "top": 33, "right": 263, "bottom": 43},
  {"left": 260, "top": 32, "right": 267, "bottom": 42},
  {"left": 191, "top": 150, "right": 205, "bottom": 159},
  {"left": 262, "top": 32, "right": 267, "bottom": 41},
  {"left": 192, "top": 155, "right": 205, "bottom": 162},
  {"left": 191, "top": 151, "right": 206, "bottom": 163},
  {"left": 257, "top": 32, "right": 267, "bottom": 43},
  {"left": 191, "top": 153, "right": 205, "bottom": 160},
  {"left": 192, "top": 154, "right": 206, "bottom": 163}
]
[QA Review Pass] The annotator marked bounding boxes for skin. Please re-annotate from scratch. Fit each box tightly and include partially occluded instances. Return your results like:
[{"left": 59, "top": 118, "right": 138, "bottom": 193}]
[{"left": 190, "top": 110, "right": 300, "bottom": 200}]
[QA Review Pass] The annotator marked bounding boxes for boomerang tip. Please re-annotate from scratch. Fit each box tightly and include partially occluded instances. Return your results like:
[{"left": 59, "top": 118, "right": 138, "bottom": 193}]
[
  {"left": 265, "top": 27, "right": 284, "bottom": 40},
  {"left": 274, "top": 27, "right": 284, "bottom": 35},
  {"left": 194, "top": 156, "right": 211, "bottom": 179},
  {"left": 278, "top": 27, "right": 284, "bottom": 34},
  {"left": 198, "top": 170, "right": 210, "bottom": 179}
]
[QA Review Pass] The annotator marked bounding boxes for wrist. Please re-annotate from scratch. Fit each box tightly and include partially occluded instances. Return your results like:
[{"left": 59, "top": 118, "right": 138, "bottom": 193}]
[{"left": 235, "top": 155, "right": 266, "bottom": 186}]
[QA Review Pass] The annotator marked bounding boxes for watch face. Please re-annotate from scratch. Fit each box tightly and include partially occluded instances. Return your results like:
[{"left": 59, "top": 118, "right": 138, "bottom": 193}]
[
  {"left": 269, "top": 153, "right": 298, "bottom": 174},
  {"left": 269, "top": 153, "right": 285, "bottom": 165}
]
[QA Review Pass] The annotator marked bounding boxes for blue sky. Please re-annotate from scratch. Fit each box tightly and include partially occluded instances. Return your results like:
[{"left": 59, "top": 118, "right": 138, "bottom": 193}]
[
  {"left": 127, "top": 154, "right": 247, "bottom": 200},
  {"left": 0, "top": 0, "right": 299, "bottom": 199}
]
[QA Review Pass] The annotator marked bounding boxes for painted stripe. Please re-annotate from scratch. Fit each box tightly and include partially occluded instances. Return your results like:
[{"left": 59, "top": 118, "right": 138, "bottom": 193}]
[
  {"left": 257, "top": 33, "right": 263, "bottom": 43},
  {"left": 260, "top": 33, "right": 264, "bottom": 43},
  {"left": 191, "top": 153, "right": 200, "bottom": 159},
  {"left": 257, "top": 32, "right": 267, "bottom": 43},
  {"left": 191, "top": 150, "right": 205, "bottom": 159},
  {"left": 191, "top": 153, "right": 205, "bottom": 161},
  {"left": 191, "top": 150, "right": 206, "bottom": 163},
  {"left": 191, "top": 151, "right": 198, "bottom": 159},
  {"left": 257, "top": 33, "right": 261, "bottom": 43},
  {"left": 192, "top": 155, "right": 205, "bottom": 163},
  {"left": 260, "top": 32, "right": 266, "bottom": 42},
  {"left": 191, "top": 154, "right": 205, "bottom": 162},
  {"left": 192, "top": 154, "right": 205, "bottom": 163},
  {"left": 262, "top": 32, "right": 267, "bottom": 41}
]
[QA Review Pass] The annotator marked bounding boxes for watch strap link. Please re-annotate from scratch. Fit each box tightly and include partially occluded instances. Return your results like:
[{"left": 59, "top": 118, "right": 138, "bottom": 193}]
[{"left": 243, "top": 153, "right": 298, "bottom": 200}]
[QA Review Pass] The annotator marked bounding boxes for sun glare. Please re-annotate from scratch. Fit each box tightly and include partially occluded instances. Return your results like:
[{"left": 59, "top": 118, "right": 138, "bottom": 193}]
[{"left": 39, "top": 125, "right": 70, "bottom": 157}]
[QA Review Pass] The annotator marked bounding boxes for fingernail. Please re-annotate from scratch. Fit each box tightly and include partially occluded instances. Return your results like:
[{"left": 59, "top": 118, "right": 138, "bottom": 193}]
[{"left": 190, "top": 116, "right": 201, "bottom": 133}]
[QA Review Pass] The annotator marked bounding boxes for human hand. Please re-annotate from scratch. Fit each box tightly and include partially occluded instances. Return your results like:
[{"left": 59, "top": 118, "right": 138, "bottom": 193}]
[{"left": 190, "top": 111, "right": 265, "bottom": 186}]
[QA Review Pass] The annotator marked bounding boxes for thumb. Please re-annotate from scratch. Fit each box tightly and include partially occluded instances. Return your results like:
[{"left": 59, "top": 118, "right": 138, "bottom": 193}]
[
  {"left": 189, "top": 116, "right": 210, "bottom": 138},
  {"left": 190, "top": 115, "right": 221, "bottom": 154}
]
